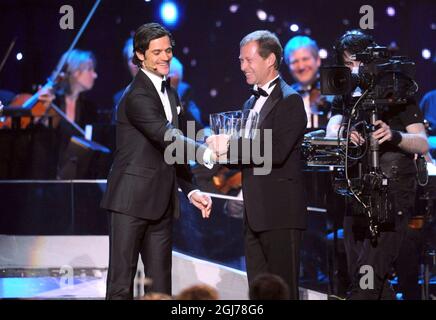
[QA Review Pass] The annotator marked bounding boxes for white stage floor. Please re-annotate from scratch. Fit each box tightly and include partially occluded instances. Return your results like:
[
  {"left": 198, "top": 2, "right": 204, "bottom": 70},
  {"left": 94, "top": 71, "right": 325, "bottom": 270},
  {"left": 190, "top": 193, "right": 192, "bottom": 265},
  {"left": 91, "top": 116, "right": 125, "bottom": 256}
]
[{"left": 0, "top": 235, "right": 327, "bottom": 300}]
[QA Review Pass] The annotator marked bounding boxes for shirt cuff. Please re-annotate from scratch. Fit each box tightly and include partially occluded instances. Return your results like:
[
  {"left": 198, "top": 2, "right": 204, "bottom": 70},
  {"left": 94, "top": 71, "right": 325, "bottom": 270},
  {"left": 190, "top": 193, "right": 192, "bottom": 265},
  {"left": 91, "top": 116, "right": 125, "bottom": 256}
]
[
  {"left": 187, "top": 189, "right": 200, "bottom": 203},
  {"left": 203, "top": 148, "right": 214, "bottom": 169}
]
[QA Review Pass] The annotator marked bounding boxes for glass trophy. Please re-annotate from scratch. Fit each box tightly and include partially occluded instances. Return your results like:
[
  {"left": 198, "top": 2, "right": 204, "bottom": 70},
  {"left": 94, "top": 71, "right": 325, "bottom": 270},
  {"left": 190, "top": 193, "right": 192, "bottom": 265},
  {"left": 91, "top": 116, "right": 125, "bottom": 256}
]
[{"left": 209, "top": 109, "right": 259, "bottom": 139}]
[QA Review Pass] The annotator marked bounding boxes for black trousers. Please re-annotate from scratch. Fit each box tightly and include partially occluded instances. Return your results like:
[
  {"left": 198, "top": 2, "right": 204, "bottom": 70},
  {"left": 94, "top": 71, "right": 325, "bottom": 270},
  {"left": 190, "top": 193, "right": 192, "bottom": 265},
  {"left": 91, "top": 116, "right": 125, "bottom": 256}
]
[
  {"left": 106, "top": 207, "right": 173, "bottom": 300},
  {"left": 244, "top": 224, "right": 302, "bottom": 300},
  {"left": 344, "top": 214, "right": 408, "bottom": 300}
]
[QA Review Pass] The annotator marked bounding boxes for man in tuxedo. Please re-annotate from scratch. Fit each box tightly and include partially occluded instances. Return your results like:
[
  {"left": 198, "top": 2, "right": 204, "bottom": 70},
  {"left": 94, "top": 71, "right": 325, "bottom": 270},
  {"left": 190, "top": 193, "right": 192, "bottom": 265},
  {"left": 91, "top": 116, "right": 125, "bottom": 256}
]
[
  {"left": 207, "top": 30, "right": 308, "bottom": 299},
  {"left": 101, "top": 23, "right": 214, "bottom": 300}
]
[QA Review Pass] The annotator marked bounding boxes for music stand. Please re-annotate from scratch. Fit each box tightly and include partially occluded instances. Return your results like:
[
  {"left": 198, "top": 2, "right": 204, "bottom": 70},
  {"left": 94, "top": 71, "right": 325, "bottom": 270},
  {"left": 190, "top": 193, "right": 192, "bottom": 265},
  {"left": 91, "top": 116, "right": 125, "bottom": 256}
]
[{"left": 57, "top": 135, "right": 110, "bottom": 179}]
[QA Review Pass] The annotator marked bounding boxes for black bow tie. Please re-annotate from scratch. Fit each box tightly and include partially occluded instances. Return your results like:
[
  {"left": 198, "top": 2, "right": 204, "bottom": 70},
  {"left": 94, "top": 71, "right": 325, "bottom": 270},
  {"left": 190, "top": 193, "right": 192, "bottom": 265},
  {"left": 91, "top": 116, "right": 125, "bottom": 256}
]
[
  {"left": 251, "top": 87, "right": 268, "bottom": 99},
  {"left": 161, "top": 78, "right": 171, "bottom": 93},
  {"left": 251, "top": 77, "right": 280, "bottom": 99}
]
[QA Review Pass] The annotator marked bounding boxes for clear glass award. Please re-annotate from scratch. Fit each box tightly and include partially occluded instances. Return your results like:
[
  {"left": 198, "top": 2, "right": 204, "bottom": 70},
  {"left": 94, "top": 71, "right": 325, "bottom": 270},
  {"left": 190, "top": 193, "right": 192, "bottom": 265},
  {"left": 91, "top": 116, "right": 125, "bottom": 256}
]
[{"left": 209, "top": 109, "right": 259, "bottom": 139}]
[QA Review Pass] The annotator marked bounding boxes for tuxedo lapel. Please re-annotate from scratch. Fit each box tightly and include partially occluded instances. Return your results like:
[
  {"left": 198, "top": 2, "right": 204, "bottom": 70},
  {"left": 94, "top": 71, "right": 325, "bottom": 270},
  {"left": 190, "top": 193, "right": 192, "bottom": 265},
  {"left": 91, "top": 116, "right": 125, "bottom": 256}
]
[
  {"left": 168, "top": 87, "right": 179, "bottom": 128},
  {"left": 257, "top": 83, "right": 282, "bottom": 127},
  {"left": 136, "top": 71, "right": 178, "bottom": 126}
]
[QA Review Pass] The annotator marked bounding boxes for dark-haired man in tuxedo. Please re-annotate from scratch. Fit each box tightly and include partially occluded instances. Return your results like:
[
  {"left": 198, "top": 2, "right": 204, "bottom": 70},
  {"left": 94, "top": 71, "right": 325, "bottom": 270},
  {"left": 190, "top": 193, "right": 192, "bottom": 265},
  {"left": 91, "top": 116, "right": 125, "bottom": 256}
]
[{"left": 101, "top": 23, "right": 214, "bottom": 299}]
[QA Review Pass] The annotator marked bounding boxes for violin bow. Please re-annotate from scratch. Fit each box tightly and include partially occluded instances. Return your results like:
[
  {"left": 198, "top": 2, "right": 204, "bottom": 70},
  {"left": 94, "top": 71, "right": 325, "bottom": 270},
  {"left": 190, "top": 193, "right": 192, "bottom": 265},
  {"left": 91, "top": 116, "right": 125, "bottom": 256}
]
[{"left": 0, "top": 37, "right": 17, "bottom": 80}]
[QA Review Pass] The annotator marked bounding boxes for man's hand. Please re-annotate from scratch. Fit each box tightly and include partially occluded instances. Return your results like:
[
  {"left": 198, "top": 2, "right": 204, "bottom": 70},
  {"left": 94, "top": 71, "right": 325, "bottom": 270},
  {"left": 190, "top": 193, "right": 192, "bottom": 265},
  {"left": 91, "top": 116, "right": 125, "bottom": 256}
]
[
  {"left": 190, "top": 191, "right": 212, "bottom": 218},
  {"left": 349, "top": 130, "right": 365, "bottom": 145},
  {"left": 372, "top": 120, "right": 392, "bottom": 144},
  {"left": 206, "top": 134, "right": 230, "bottom": 157}
]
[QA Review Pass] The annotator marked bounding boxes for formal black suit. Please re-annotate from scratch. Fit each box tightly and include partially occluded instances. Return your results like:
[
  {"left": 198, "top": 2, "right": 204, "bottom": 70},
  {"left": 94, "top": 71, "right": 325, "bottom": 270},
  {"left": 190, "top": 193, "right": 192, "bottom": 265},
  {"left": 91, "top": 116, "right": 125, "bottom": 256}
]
[
  {"left": 230, "top": 77, "right": 308, "bottom": 299},
  {"left": 101, "top": 70, "right": 206, "bottom": 299}
]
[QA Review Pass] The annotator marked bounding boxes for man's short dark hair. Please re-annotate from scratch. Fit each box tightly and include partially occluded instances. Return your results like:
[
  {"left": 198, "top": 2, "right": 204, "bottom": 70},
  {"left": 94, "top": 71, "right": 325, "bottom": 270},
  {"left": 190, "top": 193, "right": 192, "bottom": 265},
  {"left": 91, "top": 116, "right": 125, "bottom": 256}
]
[
  {"left": 240, "top": 30, "right": 283, "bottom": 70},
  {"left": 132, "top": 22, "right": 175, "bottom": 67},
  {"left": 248, "top": 273, "right": 290, "bottom": 300},
  {"left": 334, "top": 29, "right": 375, "bottom": 65}
]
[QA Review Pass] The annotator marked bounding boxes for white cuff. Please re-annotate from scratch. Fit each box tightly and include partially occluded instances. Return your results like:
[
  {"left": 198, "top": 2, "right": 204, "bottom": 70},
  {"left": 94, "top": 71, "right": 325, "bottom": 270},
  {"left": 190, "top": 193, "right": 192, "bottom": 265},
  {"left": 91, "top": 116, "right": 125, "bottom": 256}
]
[
  {"left": 203, "top": 148, "right": 214, "bottom": 169},
  {"left": 187, "top": 189, "right": 200, "bottom": 203}
]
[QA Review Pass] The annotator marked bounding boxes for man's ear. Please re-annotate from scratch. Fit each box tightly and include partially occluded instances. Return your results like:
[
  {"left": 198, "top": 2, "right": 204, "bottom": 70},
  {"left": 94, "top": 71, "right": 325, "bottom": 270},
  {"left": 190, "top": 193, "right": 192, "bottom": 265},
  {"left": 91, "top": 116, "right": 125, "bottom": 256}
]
[
  {"left": 266, "top": 53, "right": 276, "bottom": 69},
  {"left": 135, "top": 50, "right": 145, "bottom": 66}
]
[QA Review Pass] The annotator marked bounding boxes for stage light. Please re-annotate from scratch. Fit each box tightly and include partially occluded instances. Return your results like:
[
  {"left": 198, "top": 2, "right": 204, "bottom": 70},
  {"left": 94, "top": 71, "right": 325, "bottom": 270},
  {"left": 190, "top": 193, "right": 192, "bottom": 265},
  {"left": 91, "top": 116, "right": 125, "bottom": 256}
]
[
  {"left": 16, "top": 52, "right": 23, "bottom": 61},
  {"left": 386, "top": 6, "right": 396, "bottom": 17},
  {"left": 342, "top": 19, "right": 350, "bottom": 26},
  {"left": 256, "top": 10, "right": 267, "bottom": 21},
  {"left": 160, "top": 1, "right": 179, "bottom": 26},
  {"left": 422, "top": 49, "right": 431, "bottom": 60},
  {"left": 319, "top": 49, "right": 328, "bottom": 59},
  {"left": 431, "top": 23, "right": 436, "bottom": 30},
  {"left": 290, "top": 24, "right": 299, "bottom": 32},
  {"left": 268, "top": 15, "right": 275, "bottom": 22},
  {"left": 210, "top": 89, "right": 218, "bottom": 97},
  {"left": 182, "top": 47, "right": 189, "bottom": 55},
  {"left": 229, "top": 4, "right": 239, "bottom": 13}
]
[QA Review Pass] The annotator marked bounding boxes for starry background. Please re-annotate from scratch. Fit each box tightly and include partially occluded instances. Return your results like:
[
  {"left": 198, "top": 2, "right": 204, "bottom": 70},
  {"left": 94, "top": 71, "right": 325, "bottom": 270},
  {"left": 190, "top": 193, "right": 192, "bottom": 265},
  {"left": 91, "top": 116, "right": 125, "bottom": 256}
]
[{"left": 0, "top": 0, "right": 435, "bottom": 120}]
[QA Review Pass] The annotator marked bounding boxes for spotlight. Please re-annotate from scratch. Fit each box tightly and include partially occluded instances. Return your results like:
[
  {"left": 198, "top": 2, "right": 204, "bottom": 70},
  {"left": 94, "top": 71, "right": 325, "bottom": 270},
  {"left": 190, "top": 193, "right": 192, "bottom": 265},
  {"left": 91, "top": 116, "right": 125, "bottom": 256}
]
[
  {"left": 422, "top": 49, "right": 431, "bottom": 60},
  {"left": 319, "top": 49, "right": 328, "bottom": 59},
  {"left": 256, "top": 10, "right": 267, "bottom": 21},
  {"left": 229, "top": 4, "right": 239, "bottom": 13},
  {"left": 290, "top": 24, "right": 299, "bottom": 32},
  {"left": 160, "top": 1, "right": 179, "bottom": 26},
  {"left": 386, "top": 6, "right": 396, "bottom": 17},
  {"left": 16, "top": 52, "right": 23, "bottom": 61},
  {"left": 210, "top": 89, "right": 218, "bottom": 97}
]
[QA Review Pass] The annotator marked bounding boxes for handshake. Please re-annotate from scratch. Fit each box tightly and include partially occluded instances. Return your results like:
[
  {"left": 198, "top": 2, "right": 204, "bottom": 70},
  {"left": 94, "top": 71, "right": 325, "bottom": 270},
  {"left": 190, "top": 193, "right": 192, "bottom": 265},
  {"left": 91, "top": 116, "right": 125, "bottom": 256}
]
[{"left": 205, "top": 134, "right": 231, "bottom": 163}]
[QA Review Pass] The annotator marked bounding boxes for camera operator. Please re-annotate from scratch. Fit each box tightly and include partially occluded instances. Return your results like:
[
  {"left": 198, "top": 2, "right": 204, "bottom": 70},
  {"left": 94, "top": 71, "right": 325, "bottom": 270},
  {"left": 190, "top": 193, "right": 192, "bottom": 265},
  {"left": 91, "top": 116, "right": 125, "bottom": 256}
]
[{"left": 325, "top": 30, "right": 429, "bottom": 299}]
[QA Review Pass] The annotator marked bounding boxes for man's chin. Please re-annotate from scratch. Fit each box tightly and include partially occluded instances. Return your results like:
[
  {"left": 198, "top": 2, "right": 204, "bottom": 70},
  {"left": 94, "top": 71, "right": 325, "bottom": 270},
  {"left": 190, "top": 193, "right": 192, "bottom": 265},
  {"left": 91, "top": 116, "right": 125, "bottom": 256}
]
[{"left": 245, "top": 77, "right": 255, "bottom": 85}]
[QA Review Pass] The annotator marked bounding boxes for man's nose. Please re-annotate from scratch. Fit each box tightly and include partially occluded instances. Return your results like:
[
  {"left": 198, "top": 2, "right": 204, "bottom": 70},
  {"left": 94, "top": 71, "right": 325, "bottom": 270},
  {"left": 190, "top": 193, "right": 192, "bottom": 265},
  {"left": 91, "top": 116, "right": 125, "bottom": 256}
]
[{"left": 240, "top": 61, "right": 247, "bottom": 71}]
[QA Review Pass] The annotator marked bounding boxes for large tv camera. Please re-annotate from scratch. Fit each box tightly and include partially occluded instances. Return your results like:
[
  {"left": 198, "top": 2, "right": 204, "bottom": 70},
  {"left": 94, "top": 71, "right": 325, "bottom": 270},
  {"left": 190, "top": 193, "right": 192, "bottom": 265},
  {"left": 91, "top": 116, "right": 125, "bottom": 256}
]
[
  {"left": 304, "top": 46, "right": 419, "bottom": 240},
  {"left": 319, "top": 46, "right": 417, "bottom": 103}
]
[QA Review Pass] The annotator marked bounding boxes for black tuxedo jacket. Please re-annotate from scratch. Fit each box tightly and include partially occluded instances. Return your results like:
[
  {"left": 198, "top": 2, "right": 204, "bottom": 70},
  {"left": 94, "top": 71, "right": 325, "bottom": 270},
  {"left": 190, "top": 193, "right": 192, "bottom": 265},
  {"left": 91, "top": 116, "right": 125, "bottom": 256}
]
[
  {"left": 230, "top": 78, "right": 308, "bottom": 231},
  {"left": 101, "top": 70, "right": 204, "bottom": 220}
]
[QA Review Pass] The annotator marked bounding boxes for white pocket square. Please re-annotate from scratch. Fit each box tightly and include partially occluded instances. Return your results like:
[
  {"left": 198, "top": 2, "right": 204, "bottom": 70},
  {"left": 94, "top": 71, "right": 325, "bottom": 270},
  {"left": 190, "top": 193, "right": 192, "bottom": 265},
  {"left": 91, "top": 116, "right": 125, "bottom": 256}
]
[{"left": 176, "top": 106, "right": 181, "bottom": 115}]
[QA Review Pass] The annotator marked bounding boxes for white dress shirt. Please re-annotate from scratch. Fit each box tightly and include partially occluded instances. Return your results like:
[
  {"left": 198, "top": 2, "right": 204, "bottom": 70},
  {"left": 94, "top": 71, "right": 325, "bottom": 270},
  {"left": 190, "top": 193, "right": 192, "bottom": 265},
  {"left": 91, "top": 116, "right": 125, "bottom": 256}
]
[{"left": 252, "top": 75, "right": 280, "bottom": 114}]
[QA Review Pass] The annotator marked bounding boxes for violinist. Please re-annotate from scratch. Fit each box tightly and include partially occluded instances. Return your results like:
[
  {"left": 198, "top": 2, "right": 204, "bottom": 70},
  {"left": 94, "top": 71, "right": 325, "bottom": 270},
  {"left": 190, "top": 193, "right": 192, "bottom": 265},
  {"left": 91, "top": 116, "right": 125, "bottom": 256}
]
[
  {"left": 283, "top": 35, "right": 332, "bottom": 129},
  {"left": 50, "top": 49, "right": 99, "bottom": 178}
]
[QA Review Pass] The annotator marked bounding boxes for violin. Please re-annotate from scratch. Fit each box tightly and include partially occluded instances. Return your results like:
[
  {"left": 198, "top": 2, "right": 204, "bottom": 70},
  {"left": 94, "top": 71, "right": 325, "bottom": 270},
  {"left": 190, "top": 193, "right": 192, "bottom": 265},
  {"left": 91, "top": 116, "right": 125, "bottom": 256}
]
[
  {"left": 212, "top": 167, "right": 242, "bottom": 194},
  {"left": 1, "top": 0, "right": 102, "bottom": 133},
  {"left": 0, "top": 80, "right": 60, "bottom": 129}
]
